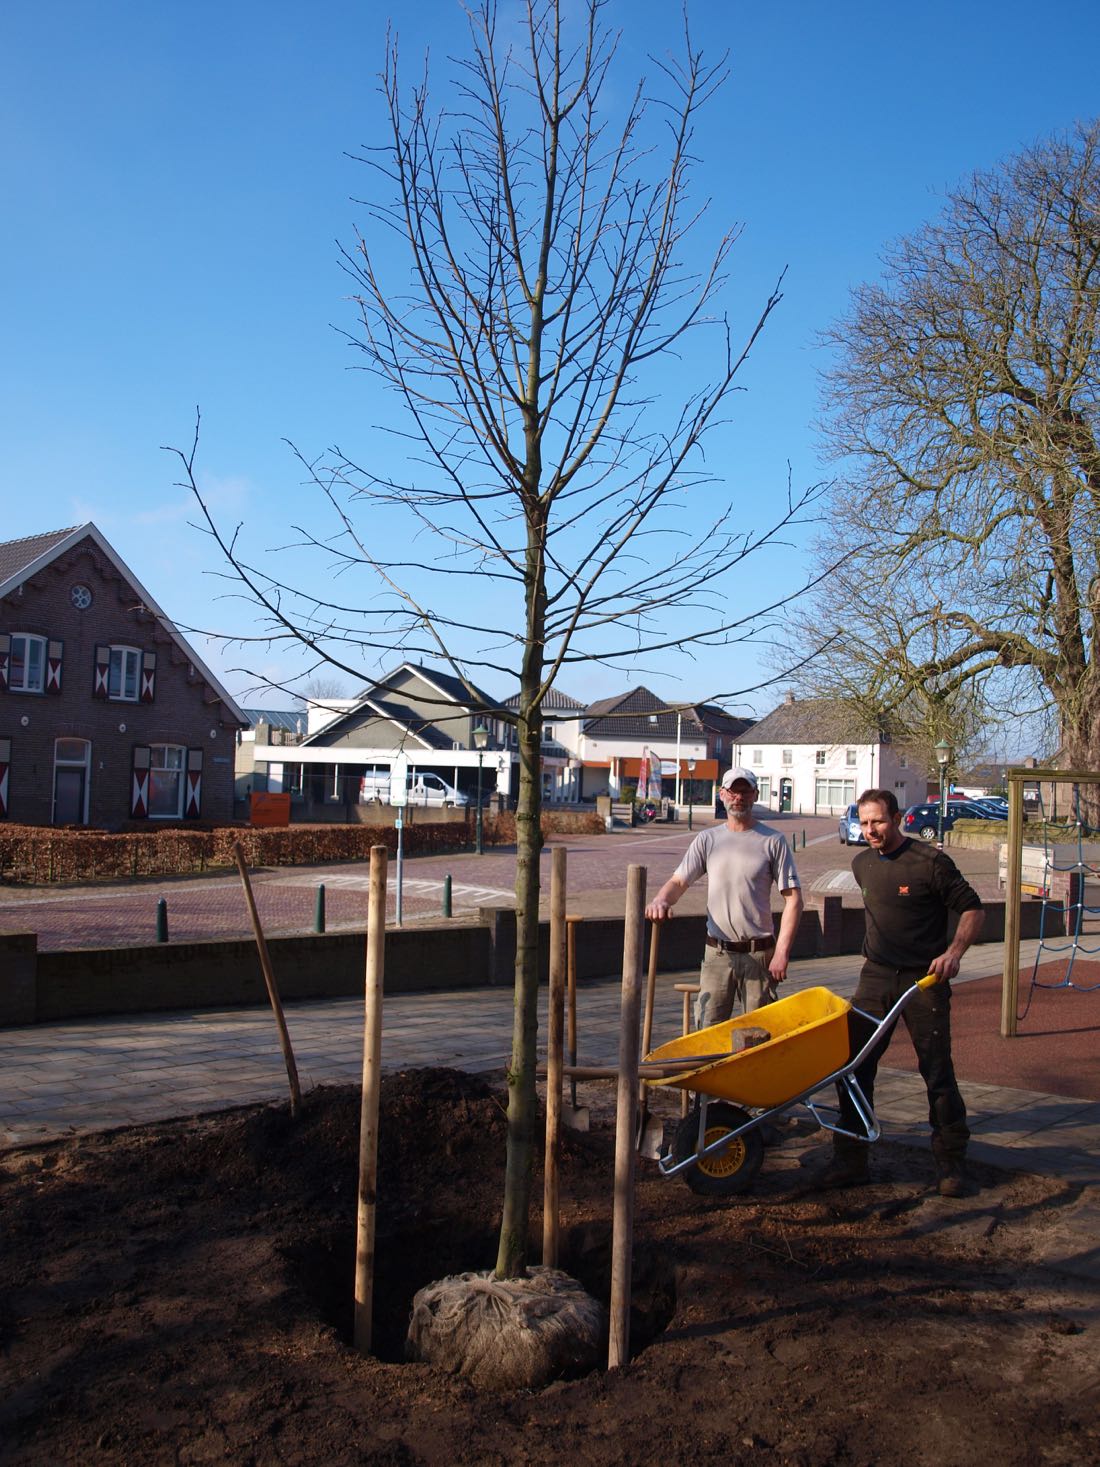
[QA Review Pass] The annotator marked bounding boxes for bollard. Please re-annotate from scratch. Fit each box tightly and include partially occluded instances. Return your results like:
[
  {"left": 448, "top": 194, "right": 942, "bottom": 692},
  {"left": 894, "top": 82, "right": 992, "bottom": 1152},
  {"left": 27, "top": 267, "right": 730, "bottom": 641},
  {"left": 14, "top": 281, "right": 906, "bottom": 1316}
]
[
  {"left": 442, "top": 874, "right": 452, "bottom": 918},
  {"left": 801, "top": 829, "right": 806, "bottom": 849},
  {"left": 314, "top": 883, "right": 326, "bottom": 933},
  {"left": 155, "top": 898, "right": 168, "bottom": 943}
]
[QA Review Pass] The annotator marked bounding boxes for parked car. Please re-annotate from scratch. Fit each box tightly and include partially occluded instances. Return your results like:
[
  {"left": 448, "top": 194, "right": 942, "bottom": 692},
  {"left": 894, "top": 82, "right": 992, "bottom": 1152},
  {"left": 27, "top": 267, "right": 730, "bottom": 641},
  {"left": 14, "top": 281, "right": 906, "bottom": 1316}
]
[
  {"left": 359, "top": 771, "right": 469, "bottom": 807},
  {"left": 837, "top": 803, "right": 867, "bottom": 845},
  {"left": 973, "top": 796, "right": 1009, "bottom": 814},
  {"left": 901, "top": 799, "right": 1007, "bottom": 842}
]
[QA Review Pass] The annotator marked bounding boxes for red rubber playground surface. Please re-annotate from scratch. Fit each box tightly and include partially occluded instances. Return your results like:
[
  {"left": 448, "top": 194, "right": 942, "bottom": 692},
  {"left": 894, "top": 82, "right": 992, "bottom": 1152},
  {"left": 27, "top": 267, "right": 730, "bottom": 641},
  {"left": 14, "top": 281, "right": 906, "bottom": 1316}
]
[{"left": 884, "top": 959, "right": 1100, "bottom": 1102}]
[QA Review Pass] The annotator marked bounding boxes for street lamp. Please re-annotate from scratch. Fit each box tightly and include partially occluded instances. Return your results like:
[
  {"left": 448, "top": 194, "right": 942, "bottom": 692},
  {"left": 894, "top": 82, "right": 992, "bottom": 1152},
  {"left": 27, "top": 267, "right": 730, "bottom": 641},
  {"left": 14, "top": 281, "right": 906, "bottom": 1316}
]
[
  {"left": 473, "top": 722, "right": 489, "bottom": 855},
  {"left": 687, "top": 757, "right": 696, "bottom": 831},
  {"left": 935, "top": 739, "right": 953, "bottom": 849}
]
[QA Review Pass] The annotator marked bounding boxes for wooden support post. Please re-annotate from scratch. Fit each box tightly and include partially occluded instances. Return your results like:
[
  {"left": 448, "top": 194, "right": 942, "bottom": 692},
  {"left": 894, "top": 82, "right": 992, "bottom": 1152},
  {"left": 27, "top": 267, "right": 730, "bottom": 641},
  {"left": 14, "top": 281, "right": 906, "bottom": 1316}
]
[
  {"left": 354, "top": 845, "right": 388, "bottom": 1355},
  {"left": 542, "top": 847, "right": 567, "bottom": 1267},
  {"left": 674, "top": 981, "right": 699, "bottom": 1119},
  {"left": 566, "top": 915, "right": 583, "bottom": 1107},
  {"left": 609, "top": 864, "right": 646, "bottom": 1370},
  {"left": 233, "top": 843, "right": 301, "bottom": 1119}
]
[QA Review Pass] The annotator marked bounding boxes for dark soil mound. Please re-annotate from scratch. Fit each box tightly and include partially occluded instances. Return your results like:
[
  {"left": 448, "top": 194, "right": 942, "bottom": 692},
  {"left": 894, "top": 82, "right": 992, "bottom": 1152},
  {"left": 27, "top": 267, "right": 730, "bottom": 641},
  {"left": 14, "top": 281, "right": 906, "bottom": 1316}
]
[{"left": 1, "top": 1070, "right": 1097, "bottom": 1466}]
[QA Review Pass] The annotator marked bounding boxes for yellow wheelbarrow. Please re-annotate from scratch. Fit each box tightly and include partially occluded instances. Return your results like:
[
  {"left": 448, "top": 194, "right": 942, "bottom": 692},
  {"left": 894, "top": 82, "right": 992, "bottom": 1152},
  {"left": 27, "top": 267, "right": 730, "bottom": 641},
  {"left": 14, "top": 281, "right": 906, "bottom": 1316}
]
[{"left": 643, "top": 976, "right": 940, "bottom": 1197}]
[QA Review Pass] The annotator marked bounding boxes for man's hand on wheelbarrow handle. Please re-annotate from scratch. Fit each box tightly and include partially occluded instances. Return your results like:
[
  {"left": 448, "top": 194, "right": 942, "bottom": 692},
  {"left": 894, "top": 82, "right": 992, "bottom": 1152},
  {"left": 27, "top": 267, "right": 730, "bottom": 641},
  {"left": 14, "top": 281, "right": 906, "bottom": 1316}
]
[{"left": 917, "top": 973, "right": 942, "bottom": 989}]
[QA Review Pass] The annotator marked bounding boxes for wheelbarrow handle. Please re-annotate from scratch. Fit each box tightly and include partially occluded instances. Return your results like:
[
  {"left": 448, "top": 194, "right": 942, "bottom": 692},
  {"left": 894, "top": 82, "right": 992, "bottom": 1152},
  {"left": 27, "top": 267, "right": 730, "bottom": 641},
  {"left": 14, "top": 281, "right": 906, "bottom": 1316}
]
[{"left": 917, "top": 973, "right": 941, "bottom": 990}]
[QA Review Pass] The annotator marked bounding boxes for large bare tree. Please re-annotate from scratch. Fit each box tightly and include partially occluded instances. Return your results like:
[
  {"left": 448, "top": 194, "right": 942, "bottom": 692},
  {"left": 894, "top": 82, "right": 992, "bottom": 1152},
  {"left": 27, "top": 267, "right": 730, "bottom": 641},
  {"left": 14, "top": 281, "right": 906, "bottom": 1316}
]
[
  {"left": 176, "top": 0, "right": 823, "bottom": 1278},
  {"left": 794, "top": 121, "right": 1100, "bottom": 789}
]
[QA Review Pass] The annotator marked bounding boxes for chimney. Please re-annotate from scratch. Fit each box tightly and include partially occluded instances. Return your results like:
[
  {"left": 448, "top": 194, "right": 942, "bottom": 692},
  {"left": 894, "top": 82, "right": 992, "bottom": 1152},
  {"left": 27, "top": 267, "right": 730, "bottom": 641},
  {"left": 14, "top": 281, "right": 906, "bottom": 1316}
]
[{"left": 785, "top": 691, "right": 796, "bottom": 704}]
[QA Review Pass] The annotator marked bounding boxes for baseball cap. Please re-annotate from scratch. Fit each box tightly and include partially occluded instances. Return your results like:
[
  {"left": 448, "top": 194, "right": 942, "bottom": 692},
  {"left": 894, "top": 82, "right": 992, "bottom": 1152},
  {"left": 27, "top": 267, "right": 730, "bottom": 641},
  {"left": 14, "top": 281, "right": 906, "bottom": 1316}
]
[{"left": 720, "top": 766, "right": 758, "bottom": 792}]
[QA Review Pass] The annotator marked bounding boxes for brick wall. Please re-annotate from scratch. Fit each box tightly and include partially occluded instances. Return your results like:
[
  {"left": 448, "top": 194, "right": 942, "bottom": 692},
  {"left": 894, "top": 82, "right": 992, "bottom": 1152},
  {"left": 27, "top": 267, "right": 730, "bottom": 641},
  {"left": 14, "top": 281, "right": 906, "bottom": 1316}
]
[{"left": 0, "top": 536, "right": 241, "bottom": 828}]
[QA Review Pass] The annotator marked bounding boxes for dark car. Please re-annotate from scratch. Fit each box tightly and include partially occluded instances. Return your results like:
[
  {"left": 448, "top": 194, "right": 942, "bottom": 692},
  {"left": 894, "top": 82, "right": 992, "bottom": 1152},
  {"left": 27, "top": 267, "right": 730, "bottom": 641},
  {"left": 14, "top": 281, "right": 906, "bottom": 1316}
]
[
  {"left": 901, "top": 799, "right": 1008, "bottom": 842},
  {"left": 837, "top": 803, "right": 867, "bottom": 845}
]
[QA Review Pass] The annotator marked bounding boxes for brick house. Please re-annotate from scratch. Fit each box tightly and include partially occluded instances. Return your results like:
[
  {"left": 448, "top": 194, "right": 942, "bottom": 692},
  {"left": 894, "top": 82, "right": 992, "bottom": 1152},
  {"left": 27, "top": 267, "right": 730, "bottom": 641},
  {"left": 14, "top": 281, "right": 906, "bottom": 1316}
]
[
  {"left": 0, "top": 524, "right": 247, "bottom": 827},
  {"left": 574, "top": 687, "right": 754, "bottom": 804}
]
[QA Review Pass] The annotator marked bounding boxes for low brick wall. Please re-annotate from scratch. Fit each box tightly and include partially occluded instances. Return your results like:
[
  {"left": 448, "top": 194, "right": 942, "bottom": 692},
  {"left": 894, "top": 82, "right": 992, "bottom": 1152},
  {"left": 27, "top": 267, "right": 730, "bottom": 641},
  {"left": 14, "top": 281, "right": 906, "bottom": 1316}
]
[{"left": 0, "top": 895, "right": 1054, "bottom": 1026}]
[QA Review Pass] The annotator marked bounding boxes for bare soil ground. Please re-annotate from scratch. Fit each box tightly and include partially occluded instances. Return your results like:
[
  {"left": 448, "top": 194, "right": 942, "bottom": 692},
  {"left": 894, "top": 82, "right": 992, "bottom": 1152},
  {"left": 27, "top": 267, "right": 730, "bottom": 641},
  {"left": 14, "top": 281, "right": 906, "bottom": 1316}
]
[{"left": 2, "top": 1070, "right": 1097, "bottom": 1466}]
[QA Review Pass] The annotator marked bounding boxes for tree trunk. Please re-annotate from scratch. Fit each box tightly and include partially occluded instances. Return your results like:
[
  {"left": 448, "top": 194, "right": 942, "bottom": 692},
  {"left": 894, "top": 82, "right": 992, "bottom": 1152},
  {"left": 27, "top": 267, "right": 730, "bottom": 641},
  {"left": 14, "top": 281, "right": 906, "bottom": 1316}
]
[{"left": 494, "top": 526, "right": 547, "bottom": 1279}]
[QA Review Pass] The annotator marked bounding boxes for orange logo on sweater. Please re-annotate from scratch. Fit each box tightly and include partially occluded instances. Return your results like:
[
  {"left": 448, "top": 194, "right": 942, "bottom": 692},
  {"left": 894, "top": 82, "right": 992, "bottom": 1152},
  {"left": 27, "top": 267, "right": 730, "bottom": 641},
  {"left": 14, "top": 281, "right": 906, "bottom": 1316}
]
[{"left": 898, "top": 885, "right": 910, "bottom": 895}]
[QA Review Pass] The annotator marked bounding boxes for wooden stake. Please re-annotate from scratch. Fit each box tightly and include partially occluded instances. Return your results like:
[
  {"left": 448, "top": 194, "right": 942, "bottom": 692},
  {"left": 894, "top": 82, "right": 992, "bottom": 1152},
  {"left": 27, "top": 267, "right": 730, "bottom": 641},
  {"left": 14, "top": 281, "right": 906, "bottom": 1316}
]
[
  {"left": 233, "top": 842, "right": 301, "bottom": 1118},
  {"left": 354, "top": 845, "right": 389, "bottom": 1355},
  {"left": 566, "top": 915, "right": 583, "bottom": 1107},
  {"left": 542, "top": 847, "right": 567, "bottom": 1267},
  {"left": 675, "top": 981, "right": 700, "bottom": 1119},
  {"left": 636, "top": 923, "right": 660, "bottom": 1147},
  {"left": 609, "top": 864, "right": 645, "bottom": 1370}
]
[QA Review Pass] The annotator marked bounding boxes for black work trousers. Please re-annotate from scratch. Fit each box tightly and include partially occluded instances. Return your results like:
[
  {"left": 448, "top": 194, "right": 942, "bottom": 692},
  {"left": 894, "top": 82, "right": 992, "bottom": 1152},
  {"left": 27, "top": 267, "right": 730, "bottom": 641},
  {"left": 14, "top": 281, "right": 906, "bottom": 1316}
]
[{"left": 835, "top": 961, "right": 969, "bottom": 1161}]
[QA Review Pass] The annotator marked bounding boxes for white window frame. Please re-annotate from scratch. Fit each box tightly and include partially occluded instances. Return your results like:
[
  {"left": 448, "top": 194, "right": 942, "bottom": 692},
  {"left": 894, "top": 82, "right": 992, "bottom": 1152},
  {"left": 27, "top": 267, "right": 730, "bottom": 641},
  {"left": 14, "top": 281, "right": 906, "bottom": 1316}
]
[
  {"left": 751, "top": 748, "right": 763, "bottom": 766},
  {"left": 815, "top": 748, "right": 826, "bottom": 766},
  {"left": 781, "top": 748, "right": 793, "bottom": 767},
  {"left": 845, "top": 747, "right": 858, "bottom": 767},
  {"left": 10, "top": 633, "right": 47, "bottom": 693},
  {"left": 815, "top": 776, "right": 856, "bottom": 812},
  {"left": 108, "top": 645, "right": 141, "bottom": 702},
  {"left": 148, "top": 743, "right": 186, "bottom": 820}
]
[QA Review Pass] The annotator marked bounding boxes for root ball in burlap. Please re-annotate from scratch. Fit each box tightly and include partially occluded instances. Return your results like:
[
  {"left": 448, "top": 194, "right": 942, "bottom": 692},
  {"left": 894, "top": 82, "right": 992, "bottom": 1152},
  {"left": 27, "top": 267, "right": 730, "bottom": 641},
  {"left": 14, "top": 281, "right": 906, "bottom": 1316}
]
[{"left": 406, "top": 1266, "right": 606, "bottom": 1390}]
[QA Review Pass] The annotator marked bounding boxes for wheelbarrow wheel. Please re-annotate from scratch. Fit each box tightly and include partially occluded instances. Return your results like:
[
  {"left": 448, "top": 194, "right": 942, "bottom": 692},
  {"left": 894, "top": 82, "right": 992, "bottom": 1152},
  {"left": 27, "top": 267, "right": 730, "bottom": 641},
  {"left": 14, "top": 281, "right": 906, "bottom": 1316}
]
[{"left": 673, "top": 1102, "right": 764, "bottom": 1197}]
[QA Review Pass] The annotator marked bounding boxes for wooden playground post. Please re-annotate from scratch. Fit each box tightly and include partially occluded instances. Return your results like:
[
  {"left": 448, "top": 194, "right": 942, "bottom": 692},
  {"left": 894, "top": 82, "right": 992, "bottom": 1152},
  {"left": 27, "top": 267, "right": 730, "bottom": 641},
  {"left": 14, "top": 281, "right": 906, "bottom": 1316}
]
[
  {"left": 1000, "top": 773, "right": 1025, "bottom": 1038},
  {"left": 542, "top": 848, "right": 568, "bottom": 1267},
  {"left": 609, "top": 864, "right": 646, "bottom": 1370},
  {"left": 354, "top": 845, "right": 389, "bottom": 1354}
]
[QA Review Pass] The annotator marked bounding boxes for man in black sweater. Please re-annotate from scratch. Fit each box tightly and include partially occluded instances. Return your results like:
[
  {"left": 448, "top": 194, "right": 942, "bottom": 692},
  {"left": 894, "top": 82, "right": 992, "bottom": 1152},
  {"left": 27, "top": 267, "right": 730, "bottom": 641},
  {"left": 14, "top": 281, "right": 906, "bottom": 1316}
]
[{"left": 815, "top": 788, "right": 985, "bottom": 1197}]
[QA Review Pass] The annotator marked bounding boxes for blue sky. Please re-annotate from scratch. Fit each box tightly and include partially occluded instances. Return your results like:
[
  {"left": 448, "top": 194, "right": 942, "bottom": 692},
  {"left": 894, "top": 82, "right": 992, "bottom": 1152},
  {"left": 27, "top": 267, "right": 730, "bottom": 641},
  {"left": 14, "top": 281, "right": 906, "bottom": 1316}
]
[{"left": 3, "top": 1, "right": 1098, "bottom": 716}]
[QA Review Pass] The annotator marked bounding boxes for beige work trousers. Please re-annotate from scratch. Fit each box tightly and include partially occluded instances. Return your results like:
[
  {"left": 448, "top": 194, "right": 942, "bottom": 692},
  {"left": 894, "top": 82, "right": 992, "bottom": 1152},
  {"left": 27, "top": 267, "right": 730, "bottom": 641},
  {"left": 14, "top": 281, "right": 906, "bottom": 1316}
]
[{"left": 694, "top": 943, "right": 777, "bottom": 1030}]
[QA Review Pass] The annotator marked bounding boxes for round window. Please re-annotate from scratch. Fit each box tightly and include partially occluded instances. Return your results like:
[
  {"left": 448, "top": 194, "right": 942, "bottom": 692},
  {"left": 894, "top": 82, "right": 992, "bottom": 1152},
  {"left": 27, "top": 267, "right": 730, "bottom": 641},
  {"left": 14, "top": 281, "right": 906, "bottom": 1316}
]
[{"left": 70, "top": 583, "right": 93, "bottom": 610}]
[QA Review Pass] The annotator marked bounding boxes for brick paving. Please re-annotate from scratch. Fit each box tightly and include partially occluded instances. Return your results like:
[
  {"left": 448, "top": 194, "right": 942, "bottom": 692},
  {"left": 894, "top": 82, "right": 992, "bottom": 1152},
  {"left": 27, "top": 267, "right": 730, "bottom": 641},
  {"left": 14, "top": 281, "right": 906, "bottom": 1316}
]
[{"left": 0, "top": 811, "right": 1012, "bottom": 952}]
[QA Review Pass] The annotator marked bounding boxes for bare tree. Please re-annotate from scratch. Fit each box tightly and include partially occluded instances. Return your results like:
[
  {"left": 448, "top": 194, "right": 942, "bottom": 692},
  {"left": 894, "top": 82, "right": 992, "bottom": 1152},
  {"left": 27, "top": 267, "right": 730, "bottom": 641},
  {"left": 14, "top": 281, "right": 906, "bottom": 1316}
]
[
  {"left": 174, "top": 0, "right": 824, "bottom": 1278},
  {"left": 796, "top": 121, "right": 1100, "bottom": 796}
]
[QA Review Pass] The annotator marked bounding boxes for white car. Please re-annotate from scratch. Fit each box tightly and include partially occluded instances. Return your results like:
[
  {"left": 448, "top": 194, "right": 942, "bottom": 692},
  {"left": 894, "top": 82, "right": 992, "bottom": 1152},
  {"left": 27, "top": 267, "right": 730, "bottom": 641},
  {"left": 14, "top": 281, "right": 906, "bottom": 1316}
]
[{"left": 359, "top": 771, "right": 468, "bottom": 807}]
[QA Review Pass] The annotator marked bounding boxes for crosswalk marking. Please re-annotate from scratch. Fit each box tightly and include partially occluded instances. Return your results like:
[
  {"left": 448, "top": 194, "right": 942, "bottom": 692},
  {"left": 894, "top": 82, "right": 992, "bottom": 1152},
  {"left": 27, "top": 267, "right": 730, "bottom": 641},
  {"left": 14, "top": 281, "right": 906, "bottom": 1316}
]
[{"left": 269, "top": 873, "right": 515, "bottom": 905}]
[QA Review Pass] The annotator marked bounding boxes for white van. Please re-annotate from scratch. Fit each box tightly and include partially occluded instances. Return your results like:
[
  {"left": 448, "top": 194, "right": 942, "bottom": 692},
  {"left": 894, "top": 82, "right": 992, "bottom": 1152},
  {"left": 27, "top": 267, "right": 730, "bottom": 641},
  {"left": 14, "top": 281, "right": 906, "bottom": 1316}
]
[{"left": 359, "top": 770, "right": 469, "bottom": 807}]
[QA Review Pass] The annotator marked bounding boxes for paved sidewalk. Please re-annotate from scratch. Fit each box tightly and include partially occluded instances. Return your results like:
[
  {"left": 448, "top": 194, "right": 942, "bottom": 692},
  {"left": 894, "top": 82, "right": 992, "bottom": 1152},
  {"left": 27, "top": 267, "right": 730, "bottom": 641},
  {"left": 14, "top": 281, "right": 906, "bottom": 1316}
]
[
  {"left": 5, "top": 936, "right": 1100, "bottom": 1278},
  {"left": 2, "top": 937, "right": 1096, "bottom": 1176}
]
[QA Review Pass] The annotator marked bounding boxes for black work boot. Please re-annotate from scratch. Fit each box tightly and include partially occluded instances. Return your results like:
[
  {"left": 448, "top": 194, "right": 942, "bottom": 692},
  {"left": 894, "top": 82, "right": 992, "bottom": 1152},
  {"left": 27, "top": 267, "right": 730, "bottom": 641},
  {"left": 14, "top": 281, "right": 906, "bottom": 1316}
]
[
  {"left": 809, "top": 1146, "right": 870, "bottom": 1190},
  {"left": 934, "top": 1154, "right": 968, "bottom": 1198}
]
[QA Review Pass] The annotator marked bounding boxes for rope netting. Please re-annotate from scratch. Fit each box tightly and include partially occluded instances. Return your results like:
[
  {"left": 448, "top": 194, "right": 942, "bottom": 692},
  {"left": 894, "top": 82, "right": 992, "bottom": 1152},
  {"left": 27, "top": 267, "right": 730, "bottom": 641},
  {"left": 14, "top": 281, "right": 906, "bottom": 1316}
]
[{"left": 1022, "top": 782, "right": 1100, "bottom": 1015}]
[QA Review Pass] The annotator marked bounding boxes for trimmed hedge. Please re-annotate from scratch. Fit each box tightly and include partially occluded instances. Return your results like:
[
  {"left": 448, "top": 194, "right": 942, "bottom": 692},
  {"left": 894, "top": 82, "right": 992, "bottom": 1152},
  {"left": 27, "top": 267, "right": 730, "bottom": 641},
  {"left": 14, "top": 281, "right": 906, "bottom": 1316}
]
[{"left": 0, "top": 809, "right": 605, "bottom": 885}]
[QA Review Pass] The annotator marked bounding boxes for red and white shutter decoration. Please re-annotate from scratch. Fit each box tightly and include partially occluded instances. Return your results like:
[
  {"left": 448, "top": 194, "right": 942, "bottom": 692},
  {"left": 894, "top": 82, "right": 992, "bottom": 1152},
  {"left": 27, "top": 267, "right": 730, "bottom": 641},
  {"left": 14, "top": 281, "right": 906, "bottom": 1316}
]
[
  {"left": 0, "top": 737, "right": 10, "bottom": 819},
  {"left": 0, "top": 635, "right": 9, "bottom": 692},
  {"left": 140, "top": 650, "right": 156, "bottom": 703},
  {"left": 131, "top": 745, "right": 151, "bottom": 819},
  {"left": 185, "top": 748, "right": 203, "bottom": 819},
  {"left": 93, "top": 645, "right": 111, "bottom": 699},
  {"left": 46, "top": 640, "right": 63, "bottom": 694}
]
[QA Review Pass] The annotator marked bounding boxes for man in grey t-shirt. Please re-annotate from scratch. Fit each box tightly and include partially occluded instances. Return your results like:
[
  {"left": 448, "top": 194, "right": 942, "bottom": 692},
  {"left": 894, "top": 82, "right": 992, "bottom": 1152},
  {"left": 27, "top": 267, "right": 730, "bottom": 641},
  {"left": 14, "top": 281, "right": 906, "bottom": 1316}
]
[{"left": 645, "top": 767, "right": 803, "bottom": 1027}]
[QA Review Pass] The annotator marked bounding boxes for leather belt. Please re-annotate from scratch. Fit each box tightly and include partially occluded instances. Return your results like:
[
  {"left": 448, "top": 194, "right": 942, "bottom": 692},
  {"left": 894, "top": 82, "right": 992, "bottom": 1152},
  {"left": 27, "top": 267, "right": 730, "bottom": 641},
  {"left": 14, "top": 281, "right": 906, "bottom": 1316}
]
[{"left": 705, "top": 935, "right": 774, "bottom": 954}]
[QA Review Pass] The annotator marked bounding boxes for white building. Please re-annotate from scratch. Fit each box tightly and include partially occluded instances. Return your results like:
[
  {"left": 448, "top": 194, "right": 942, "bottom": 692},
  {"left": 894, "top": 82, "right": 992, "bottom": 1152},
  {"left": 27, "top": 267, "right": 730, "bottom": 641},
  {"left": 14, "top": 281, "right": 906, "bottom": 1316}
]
[{"left": 734, "top": 694, "right": 928, "bottom": 816}]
